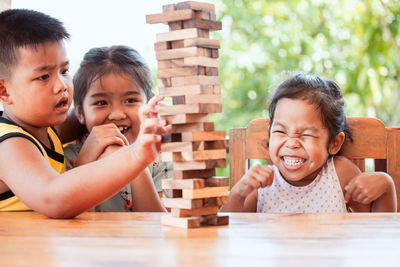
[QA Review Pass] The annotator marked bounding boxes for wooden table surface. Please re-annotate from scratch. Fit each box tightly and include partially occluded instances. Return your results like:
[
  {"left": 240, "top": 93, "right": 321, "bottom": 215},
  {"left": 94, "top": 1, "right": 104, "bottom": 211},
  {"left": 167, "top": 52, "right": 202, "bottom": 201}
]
[{"left": 0, "top": 212, "right": 399, "bottom": 266}]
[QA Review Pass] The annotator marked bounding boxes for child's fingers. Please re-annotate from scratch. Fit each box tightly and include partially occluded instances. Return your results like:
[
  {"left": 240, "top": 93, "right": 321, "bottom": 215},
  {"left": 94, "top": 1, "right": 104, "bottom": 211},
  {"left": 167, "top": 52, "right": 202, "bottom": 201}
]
[
  {"left": 141, "top": 118, "right": 167, "bottom": 134},
  {"left": 344, "top": 180, "right": 356, "bottom": 202},
  {"left": 140, "top": 95, "right": 164, "bottom": 119}
]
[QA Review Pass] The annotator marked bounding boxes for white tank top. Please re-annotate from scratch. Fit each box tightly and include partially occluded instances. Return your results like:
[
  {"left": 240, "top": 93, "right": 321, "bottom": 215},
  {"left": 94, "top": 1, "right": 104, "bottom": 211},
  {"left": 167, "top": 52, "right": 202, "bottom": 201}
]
[{"left": 256, "top": 157, "right": 347, "bottom": 213}]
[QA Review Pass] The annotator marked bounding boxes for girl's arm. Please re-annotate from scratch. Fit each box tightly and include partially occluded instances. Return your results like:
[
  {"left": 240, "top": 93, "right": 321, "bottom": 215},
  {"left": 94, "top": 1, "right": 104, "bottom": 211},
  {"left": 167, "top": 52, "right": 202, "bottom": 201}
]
[
  {"left": 345, "top": 172, "right": 396, "bottom": 212},
  {"left": 335, "top": 156, "right": 397, "bottom": 212},
  {"left": 221, "top": 164, "right": 273, "bottom": 212}
]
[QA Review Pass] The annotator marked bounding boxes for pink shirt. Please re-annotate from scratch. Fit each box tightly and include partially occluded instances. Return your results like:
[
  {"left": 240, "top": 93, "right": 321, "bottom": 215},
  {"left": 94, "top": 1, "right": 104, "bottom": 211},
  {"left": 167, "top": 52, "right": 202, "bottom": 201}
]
[{"left": 256, "top": 157, "right": 347, "bottom": 213}]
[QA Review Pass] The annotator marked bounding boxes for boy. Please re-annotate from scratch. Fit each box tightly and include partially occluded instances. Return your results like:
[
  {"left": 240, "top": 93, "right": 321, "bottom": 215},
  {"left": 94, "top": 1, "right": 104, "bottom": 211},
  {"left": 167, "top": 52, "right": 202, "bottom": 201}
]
[{"left": 0, "top": 9, "right": 168, "bottom": 218}]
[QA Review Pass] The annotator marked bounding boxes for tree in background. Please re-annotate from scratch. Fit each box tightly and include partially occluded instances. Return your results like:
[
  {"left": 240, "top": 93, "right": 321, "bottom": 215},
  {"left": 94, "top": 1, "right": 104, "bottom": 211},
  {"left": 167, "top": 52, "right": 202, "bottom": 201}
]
[{"left": 212, "top": 0, "right": 400, "bottom": 131}]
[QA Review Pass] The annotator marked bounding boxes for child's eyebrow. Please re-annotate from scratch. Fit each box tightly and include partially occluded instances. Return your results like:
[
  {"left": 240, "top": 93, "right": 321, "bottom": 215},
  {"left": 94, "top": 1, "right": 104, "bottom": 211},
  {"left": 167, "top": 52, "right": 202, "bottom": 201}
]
[
  {"left": 33, "top": 61, "right": 69, "bottom": 72},
  {"left": 124, "top": 91, "right": 142, "bottom": 97}
]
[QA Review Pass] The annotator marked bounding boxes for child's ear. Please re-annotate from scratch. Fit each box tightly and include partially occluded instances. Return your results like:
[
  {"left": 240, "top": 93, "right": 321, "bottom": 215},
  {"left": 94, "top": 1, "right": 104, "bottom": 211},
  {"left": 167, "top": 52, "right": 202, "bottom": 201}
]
[
  {"left": 0, "top": 80, "right": 12, "bottom": 105},
  {"left": 328, "top": 132, "right": 345, "bottom": 155},
  {"left": 74, "top": 108, "right": 85, "bottom": 125}
]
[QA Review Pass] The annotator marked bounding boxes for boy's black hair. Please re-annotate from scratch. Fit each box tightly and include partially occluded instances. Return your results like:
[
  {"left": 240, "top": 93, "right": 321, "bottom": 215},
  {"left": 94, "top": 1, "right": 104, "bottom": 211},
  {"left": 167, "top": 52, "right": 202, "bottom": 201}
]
[
  {"left": 73, "top": 45, "right": 153, "bottom": 115},
  {"left": 0, "top": 9, "right": 70, "bottom": 79},
  {"left": 268, "top": 73, "right": 352, "bottom": 146}
]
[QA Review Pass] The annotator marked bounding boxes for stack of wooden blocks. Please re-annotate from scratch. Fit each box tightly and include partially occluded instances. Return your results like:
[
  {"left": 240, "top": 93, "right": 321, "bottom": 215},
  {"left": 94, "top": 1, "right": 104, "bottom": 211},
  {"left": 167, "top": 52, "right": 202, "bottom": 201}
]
[{"left": 146, "top": 1, "right": 229, "bottom": 228}]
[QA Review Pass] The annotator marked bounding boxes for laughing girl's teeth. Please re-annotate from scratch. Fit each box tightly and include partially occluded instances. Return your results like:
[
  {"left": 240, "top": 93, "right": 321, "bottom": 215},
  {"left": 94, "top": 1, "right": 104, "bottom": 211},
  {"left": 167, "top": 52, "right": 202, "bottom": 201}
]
[
  {"left": 284, "top": 157, "right": 305, "bottom": 166},
  {"left": 118, "top": 126, "right": 128, "bottom": 134}
]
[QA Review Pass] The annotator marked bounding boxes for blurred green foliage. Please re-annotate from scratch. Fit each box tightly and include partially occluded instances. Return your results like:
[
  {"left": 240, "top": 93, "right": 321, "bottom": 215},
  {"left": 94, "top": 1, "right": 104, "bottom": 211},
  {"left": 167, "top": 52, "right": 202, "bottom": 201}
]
[{"left": 210, "top": 0, "right": 400, "bottom": 176}]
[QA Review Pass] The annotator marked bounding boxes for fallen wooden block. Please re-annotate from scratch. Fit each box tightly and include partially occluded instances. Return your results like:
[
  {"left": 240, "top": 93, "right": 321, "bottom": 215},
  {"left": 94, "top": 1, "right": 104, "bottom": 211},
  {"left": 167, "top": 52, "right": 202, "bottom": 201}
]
[
  {"left": 200, "top": 215, "right": 229, "bottom": 226},
  {"left": 161, "top": 215, "right": 200, "bottom": 228}
]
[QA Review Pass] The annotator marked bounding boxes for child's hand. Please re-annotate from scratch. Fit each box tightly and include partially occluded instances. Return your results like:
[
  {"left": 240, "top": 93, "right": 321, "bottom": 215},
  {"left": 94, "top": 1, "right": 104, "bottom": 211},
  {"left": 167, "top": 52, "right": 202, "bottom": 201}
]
[
  {"left": 75, "top": 124, "right": 129, "bottom": 167},
  {"left": 344, "top": 172, "right": 391, "bottom": 205},
  {"left": 131, "top": 95, "right": 171, "bottom": 166},
  {"left": 235, "top": 164, "right": 274, "bottom": 198}
]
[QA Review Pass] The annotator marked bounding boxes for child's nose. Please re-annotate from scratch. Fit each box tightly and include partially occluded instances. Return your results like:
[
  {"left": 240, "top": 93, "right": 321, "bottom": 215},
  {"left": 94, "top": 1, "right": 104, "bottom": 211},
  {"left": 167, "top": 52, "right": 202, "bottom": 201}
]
[
  {"left": 54, "top": 75, "right": 68, "bottom": 93},
  {"left": 108, "top": 107, "right": 127, "bottom": 121},
  {"left": 285, "top": 137, "right": 301, "bottom": 148}
]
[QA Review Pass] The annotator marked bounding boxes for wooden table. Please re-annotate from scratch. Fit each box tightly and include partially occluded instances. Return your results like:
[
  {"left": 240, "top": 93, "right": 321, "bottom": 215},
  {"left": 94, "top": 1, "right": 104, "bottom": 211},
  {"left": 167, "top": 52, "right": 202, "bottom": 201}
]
[{"left": 0, "top": 212, "right": 399, "bottom": 266}]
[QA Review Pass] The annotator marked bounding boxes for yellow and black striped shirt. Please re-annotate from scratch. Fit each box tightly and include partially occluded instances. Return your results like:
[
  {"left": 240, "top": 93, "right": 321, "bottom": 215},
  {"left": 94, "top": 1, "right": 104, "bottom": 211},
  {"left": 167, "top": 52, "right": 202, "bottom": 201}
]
[{"left": 0, "top": 116, "right": 66, "bottom": 211}]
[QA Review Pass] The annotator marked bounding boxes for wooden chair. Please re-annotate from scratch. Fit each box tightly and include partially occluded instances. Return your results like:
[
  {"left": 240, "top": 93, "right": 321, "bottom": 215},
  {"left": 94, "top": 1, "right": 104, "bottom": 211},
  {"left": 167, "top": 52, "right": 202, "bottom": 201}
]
[{"left": 229, "top": 117, "right": 400, "bottom": 211}]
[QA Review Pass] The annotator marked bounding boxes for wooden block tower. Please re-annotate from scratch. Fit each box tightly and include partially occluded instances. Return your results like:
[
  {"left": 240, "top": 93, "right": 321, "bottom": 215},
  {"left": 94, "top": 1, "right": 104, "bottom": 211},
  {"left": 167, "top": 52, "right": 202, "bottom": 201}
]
[{"left": 146, "top": 1, "right": 229, "bottom": 228}]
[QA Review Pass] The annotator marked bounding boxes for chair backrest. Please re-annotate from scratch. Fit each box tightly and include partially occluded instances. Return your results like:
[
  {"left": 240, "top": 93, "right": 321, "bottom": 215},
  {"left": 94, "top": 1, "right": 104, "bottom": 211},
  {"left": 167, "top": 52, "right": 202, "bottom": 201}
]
[{"left": 229, "top": 117, "right": 400, "bottom": 211}]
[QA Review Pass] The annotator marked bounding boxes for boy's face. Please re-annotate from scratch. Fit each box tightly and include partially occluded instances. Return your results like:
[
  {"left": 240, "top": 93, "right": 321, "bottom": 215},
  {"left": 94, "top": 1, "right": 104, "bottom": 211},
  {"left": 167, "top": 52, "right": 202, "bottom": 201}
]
[
  {"left": 268, "top": 98, "right": 337, "bottom": 186},
  {"left": 1, "top": 41, "right": 72, "bottom": 128},
  {"left": 78, "top": 72, "right": 147, "bottom": 144}
]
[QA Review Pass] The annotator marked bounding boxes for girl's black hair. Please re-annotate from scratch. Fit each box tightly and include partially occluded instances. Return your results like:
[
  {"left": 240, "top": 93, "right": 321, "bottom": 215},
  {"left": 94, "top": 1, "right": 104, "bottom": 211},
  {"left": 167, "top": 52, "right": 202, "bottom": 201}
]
[
  {"left": 269, "top": 73, "right": 352, "bottom": 145},
  {"left": 73, "top": 45, "right": 153, "bottom": 115}
]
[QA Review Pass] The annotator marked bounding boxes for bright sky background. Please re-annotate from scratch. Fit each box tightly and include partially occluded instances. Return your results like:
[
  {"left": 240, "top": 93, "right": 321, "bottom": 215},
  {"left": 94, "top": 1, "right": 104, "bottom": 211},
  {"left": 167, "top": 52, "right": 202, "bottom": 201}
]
[{"left": 11, "top": 0, "right": 214, "bottom": 74}]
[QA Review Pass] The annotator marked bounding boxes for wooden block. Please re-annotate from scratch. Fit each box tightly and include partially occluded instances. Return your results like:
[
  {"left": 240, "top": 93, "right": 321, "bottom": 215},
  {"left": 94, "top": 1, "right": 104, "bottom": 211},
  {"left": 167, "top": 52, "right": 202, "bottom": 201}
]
[
  {"left": 183, "top": 75, "right": 220, "bottom": 85},
  {"left": 181, "top": 131, "right": 225, "bottom": 142},
  {"left": 163, "top": 189, "right": 182, "bottom": 198},
  {"left": 172, "top": 96, "right": 186, "bottom": 105},
  {"left": 182, "top": 186, "right": 228, "bottom": 199},
  {"left": 158, "top": 59, "right": 185, "bottom": 70},
  {"left": 154, "top": 41, "right": 170, "bottom": 51},
  {"left": 146, "top": 9, "right": 194, "bottom": 24},
  {"left": 159, "top": 103, "right": 222, "bottom": 115},
  {"left": 156, "top": 47, "right": 206, "bottom": 60},
  {"left": 169, "top": 21, "right": 183, "bottom": 31},
  {"left": 159, "top": 84, "right": 220, "bottom": 97},
  {"left": 163, "top": 114, "right": 209, "bottom": 124},
  {"left": 195, "top": 10, "right": 210, "bottom": 20},
  {"left": 161, "top": 133, "right": 182, "bottom": 143},
  {"left": 200, "top": 215, "right": 229, "bottom": 226},
  {"left": 157, "top": 78, "right": 171, "bottom": 88},
  {"left": 184, "top": 56, "right": 219, "bottom": 67},
  {"left": 161, "top": 142, "right": 193, "bottom": 152},
  {"left": 182, "top": 149, "right": 226, "bottom": 161},
  {"left": 183, "top": 19, "right": 222, "bottom": 31},
  {"left": 205, "top": 176, "right": 229, "bottom": 187},
  {"left": 162, "top": 3, "right": 176, "bottom": 12},
  {"left": 176, "top": 1, "right": 215, "bottom": 13},
  {"left": 171, "top": 40, "right": 185, "bottom": 49},
  {"left": 184, "top": 38, "right": 220, "bottom": 49},
  {"left": 193, "top": 140, "right": 226, "bottom": 150},
  {"left": 211, "top": 49, "right": 219, "bottom": 58},
  {"left": 161, "top": 215, "right": 200, "bottom": 228},
  {"left": 171, "top": 77, "right": 185, "bottom": 86},
  {"left": 204, "top": 196, "right": 228, "bottom": 207},
  {"left": 162, "top": 178, "right": 205, "bottom": 189},
  {"left": 173, "top": 159, "right": 226, "bottom": 170},
  {"left": 162, "top": 197, "right": 203, "bottom": 209},
  {"left": 173, "top": 169, "right": 216, "bottom": 179},
  {"left": 161, "top": 151, "right": 180, "bottom": 162},
  {"left": 206, "top": 67, "right": 218, "bottom": 76},
  {"left": 156, "top": 28, "right": 208, "bottom": 42},
  {"left": 184, "top": 94, "right": 221, "bottom": 104},
  {"left": 157, "top": 66, "right": 205, "bottom": 78},
  {"left": 171, "top": 206, "right": 219, "bottom": 217},
  {"left": 172, "top": 122, "right": 214, "bottom": 133}
]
